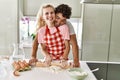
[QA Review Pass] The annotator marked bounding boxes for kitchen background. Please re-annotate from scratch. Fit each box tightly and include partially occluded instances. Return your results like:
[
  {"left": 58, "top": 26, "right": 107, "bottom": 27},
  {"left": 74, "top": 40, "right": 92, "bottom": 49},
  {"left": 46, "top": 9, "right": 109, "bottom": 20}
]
[{"left": 0, "top": 0, "right": 120, "bottom": 80}]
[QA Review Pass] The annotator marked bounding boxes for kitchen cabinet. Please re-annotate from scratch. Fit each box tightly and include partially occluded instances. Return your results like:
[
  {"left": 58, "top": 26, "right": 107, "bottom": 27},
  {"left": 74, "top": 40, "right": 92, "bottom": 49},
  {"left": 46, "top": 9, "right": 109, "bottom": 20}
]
[
  {"left": 81, "top": 3, "right": 120, "bottom": 62},
  {"left": 109, "top": 5, "right": 120, "bottom": 62},
  {"left": 81, "top": 4, "right": 112, "bottom": 61},
  {"left": 107, "top": 64, "right": 120, "bottom": 80},
  {"left": 0, "top": 0, "right": 18, "bottom": 55},
  {"left": 81, "top": 3, "right": 120, "bottom": 80}
]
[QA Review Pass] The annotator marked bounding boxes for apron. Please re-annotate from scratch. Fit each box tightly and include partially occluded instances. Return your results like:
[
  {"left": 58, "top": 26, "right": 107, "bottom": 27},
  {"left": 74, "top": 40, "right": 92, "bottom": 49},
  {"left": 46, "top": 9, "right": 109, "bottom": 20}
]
[{"left": 44, "top": 26, "right": 65, "bottom": 60}]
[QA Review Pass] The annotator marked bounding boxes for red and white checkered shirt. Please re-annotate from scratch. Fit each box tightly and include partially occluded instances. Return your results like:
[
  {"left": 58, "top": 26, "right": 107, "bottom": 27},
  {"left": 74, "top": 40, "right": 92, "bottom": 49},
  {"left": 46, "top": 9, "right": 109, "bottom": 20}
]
[{"left": 44, "top": 26, "right": 65, "bottom": 60}]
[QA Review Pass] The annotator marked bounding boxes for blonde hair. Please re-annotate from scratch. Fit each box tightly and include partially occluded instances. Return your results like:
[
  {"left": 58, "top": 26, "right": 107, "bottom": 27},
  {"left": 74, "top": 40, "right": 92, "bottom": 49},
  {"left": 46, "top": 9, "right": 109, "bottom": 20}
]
[{"left": 36, "top": 4, "right": 55, "bottom": 31}]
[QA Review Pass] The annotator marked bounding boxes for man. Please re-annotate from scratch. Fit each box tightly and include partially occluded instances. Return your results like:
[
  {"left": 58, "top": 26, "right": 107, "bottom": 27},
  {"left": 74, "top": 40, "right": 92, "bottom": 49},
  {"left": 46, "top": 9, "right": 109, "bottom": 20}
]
[
  {"left": 29, "top": 4, "right": 80, "bottom": 67},
  {"left": 55, "top": 4, "right": 80, "bottom": 67}
]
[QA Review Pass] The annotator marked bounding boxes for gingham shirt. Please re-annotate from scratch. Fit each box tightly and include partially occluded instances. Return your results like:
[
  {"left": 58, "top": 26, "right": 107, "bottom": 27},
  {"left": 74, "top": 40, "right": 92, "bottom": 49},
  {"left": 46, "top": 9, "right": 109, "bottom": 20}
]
[
  {"left": 38, "top": 24, "right": 70, "bottom": 60},
  {"left": 38, "top": 24, "right": 70, "bottom": 44}
]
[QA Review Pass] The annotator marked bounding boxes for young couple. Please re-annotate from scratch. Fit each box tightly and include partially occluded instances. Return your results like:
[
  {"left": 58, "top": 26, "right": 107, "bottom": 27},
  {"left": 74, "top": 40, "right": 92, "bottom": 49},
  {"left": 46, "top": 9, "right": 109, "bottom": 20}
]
[{"left": 29, "top": 4, "right": 80, "bottom": 67}]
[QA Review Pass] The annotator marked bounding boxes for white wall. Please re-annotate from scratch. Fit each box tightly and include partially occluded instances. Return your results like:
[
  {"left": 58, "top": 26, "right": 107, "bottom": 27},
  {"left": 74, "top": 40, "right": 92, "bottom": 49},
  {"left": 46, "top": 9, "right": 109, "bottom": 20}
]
[
  {"left": 22, "top": 0, "right": 82, "bottom": 17},
  {"left": 0, "top": 0, "right": 18, "bottom": 55}
]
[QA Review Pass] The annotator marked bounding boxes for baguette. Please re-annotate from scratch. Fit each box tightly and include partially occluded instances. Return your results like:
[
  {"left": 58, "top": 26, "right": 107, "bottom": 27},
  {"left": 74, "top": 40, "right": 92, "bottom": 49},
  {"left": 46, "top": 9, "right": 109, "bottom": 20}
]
[
  {"left": 12, "top": 61, "right": 21, "bottom": 71},
  {"left": 23, "top": 60, "right": 29, "bottom": 67},
  {"left": 18, "top": 61, "right": 26, "bottom": 69},
  {"left": 13, "top": 70, "right": 20, "bottom": 76},
  {"left": 51, "top": 61, "right": 72, "bottom": 69},
  {"left": 35, "top": 61, "right": 48, "bottom": 67},
  {"left": 12, "top": 60, "right": 31, "bottom": 76}
]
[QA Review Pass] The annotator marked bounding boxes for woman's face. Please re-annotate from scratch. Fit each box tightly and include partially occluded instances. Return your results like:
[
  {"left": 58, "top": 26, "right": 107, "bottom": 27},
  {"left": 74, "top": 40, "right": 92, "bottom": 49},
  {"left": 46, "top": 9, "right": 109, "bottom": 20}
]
[{"left": 42, "top": 7, "right": 55, "bottom": 25}]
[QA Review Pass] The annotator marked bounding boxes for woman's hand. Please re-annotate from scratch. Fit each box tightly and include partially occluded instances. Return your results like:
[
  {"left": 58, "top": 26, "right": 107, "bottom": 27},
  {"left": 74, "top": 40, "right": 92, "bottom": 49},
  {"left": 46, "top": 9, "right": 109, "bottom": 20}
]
[
  {"left": 29, "top": 58, "right": 38, "bottom": 66},
  {"left": 44, "top": 55, "right": 52, "bottom": 66},
  {"left": 60, "top": 59, "right": 68, "bottom": 68}
]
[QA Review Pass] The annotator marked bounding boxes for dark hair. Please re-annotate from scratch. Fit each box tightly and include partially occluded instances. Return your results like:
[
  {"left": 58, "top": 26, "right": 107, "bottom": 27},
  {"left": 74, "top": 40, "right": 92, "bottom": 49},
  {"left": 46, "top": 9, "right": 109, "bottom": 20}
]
[{"left": 55, "top": 4, "right": 72, "bottom": 19}]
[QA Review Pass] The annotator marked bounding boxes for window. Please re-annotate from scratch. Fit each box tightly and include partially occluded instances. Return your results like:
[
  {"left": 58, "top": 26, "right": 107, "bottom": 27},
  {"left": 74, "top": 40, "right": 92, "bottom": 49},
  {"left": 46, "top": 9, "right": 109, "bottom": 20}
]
[
  {"left": 19, "top": 17, "right": 82, "bottom": 48},
  {"left": 19, "top": 16, "right": 36, "bottom": 41}
]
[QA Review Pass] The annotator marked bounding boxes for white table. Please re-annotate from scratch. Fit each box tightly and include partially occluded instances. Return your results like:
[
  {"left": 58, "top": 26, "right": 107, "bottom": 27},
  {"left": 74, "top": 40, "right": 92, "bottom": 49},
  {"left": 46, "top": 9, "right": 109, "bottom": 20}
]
[{"left": 0, "top": 61, "right": 97, "bottom": 80}]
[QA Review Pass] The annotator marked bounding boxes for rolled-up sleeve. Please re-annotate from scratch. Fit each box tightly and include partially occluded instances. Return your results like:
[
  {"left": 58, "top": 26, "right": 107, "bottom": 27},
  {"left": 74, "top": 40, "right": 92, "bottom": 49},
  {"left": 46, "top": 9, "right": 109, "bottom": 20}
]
[{"left": 37, "top": 27, "right": 45, "bottom": 43}]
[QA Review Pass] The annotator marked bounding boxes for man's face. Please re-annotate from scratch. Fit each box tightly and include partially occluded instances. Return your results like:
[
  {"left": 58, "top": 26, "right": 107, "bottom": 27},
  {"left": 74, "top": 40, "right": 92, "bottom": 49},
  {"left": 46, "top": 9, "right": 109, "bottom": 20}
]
[{"left": 55, "top": 13, "right": 66, "bottom": 26}]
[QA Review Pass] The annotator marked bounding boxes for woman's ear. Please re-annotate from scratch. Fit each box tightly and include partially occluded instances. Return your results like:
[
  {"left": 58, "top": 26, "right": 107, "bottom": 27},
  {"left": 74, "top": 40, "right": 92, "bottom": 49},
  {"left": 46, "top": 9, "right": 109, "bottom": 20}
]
[
  {"left": 39, "top": 16, "right": 45, "bottom": 27},
  {"left": 40, "top": 16, "right": 43, "bottom": 21},
  {"left": 41, "top": 16, "right": 46, "bottom": 23}
]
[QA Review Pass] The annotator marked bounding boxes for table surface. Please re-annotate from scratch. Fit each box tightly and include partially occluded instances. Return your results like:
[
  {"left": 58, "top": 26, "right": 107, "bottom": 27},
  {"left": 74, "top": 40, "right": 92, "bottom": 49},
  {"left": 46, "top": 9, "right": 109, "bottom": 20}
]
[{"left": 0, "top": 60, "right": 97, "bottom": 80}]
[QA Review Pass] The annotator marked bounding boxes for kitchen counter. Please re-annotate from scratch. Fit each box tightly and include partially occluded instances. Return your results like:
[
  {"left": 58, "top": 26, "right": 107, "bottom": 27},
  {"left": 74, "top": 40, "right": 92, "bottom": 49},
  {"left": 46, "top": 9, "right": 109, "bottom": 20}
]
[{"left": 0, "top": 60, "right": 97, "bottom": 80}]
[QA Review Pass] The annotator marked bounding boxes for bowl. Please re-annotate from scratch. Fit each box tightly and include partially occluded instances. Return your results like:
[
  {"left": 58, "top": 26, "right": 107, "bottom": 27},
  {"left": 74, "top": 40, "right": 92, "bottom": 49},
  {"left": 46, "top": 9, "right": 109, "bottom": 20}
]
[{"left": 68, "top": 68, "right": 88, "bottom": 80}]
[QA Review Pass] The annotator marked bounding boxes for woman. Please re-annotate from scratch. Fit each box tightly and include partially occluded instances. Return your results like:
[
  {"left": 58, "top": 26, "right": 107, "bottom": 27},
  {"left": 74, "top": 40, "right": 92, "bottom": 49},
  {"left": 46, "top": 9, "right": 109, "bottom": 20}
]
[{"left": 30, "top": 4, "right": 70, "bottom": 66}]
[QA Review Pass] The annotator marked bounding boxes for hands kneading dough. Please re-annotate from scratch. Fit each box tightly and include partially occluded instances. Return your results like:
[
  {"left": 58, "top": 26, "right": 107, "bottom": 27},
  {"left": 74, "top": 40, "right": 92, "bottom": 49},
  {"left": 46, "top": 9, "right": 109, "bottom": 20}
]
[
  {"left": 35, "top": 61, "right": 50, "bottom": 67},
  {"left": 35, "top": 61, "right": 72, "bottom": 69}
]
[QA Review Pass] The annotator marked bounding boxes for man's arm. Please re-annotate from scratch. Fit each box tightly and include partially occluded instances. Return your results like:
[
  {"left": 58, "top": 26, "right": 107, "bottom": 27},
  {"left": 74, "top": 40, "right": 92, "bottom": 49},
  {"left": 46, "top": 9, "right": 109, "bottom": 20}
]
[
  {"left": 66, "top": 21, "right": 80, "bottom": 67},
  {"left": 70, "top": 34, "right": 80, "bottom": 67}
]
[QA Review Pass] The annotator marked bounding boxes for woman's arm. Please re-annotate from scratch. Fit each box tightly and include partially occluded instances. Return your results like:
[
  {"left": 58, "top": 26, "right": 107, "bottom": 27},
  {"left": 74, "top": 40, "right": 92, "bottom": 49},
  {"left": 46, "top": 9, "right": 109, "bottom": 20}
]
[
  {"left": 40, "top": 43, "right": 52, "bottom": 65},
  {"left": 31, "top": 34, "right": 39, "bottom": 59},
  {"left": 60, "top": 40, "right": 70, "bottom": 68},
  {"left": 62, "top": 40, "right": 70, "bottom": 60},
  {"left": 29, "top": 34, "right": 39, "bottom": 65},
  {"left": 40, "top": 43, "right": 48, "bottom": 57},
  {"left": 60, "top": 24, "right": 70, "bottom": 60}
]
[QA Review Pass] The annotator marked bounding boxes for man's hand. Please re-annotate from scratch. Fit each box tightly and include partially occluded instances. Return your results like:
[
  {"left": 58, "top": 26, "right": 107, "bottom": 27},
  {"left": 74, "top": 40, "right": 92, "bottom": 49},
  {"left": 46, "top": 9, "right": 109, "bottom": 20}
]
[{"left": 72, "top": 61, "right": 80, "bottom": 67}]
